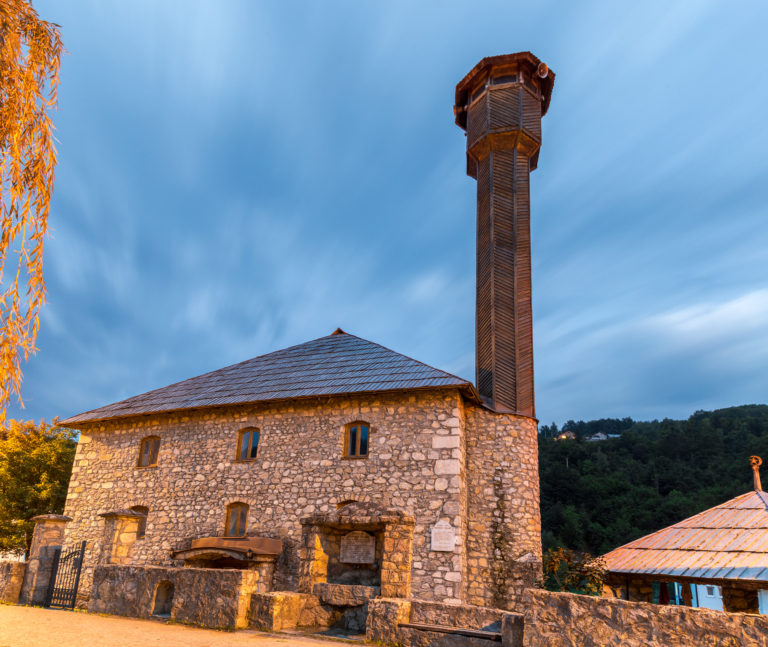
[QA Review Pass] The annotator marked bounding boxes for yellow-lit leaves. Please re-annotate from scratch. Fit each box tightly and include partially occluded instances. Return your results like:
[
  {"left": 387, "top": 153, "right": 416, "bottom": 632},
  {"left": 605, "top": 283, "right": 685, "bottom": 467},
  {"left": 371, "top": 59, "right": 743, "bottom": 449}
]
[{"left": 0, "top": 1, "right": 63, "bottom": 421}]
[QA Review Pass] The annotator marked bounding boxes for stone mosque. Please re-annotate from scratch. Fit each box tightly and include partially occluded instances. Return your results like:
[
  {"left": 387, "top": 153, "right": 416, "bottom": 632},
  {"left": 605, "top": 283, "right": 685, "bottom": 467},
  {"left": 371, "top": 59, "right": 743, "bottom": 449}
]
[{"left": 39, "top": 52, "right": 556, "bottom": 634}]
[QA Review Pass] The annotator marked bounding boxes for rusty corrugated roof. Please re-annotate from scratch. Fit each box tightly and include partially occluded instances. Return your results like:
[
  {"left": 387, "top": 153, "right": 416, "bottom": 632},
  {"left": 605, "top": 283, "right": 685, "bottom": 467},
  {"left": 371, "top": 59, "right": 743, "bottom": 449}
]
[
  {"left": 601, "top": 489, "right": 768, "bottom": 582},
  {"left": 61, "top": 330, "right": 475, "bottom": 426}
]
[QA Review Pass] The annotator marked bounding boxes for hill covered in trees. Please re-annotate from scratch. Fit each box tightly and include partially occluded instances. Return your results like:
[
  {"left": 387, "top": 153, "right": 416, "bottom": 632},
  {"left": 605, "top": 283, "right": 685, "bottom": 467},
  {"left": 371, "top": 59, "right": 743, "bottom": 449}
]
[{"left": 539, "top": 404, "right": 768, "bottom": 556}]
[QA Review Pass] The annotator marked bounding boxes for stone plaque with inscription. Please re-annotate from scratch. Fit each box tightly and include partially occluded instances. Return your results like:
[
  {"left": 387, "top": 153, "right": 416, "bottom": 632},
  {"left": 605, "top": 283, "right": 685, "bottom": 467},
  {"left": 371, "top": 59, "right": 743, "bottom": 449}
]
[
  {"left": 431, "top": 520, "right": 455, "bottom": 552},
  {"left": 340, "top": 530, "right": 376, "bottom": 564}
]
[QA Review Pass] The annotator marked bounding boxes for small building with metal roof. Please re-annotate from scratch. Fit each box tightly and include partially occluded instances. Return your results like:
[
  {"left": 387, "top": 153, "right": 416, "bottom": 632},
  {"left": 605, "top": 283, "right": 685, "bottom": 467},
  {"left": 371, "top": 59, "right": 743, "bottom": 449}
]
[{"left": 601, "top": 457, "right": 768, "bottom": 614}]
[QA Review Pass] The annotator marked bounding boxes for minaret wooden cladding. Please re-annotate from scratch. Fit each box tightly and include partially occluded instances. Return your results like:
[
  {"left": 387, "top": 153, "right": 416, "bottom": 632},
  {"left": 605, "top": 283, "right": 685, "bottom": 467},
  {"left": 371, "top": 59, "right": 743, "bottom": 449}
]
[{"left": 454, "top": 53, "right": 555, "bottom": 417}]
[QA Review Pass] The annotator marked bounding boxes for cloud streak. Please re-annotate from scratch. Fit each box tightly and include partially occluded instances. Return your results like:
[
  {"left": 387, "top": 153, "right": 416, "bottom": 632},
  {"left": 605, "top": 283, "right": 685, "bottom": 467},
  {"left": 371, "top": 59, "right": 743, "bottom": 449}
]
[{"left": 9, "top": 0, "right": 768, "bottom": 426}]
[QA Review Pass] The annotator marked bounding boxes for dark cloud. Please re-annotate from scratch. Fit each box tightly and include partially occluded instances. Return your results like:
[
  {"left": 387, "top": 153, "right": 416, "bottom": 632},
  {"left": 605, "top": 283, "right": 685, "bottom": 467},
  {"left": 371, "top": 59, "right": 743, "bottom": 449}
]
[{"left": 10, "top": 0, "right": 768, "bottom": 425}]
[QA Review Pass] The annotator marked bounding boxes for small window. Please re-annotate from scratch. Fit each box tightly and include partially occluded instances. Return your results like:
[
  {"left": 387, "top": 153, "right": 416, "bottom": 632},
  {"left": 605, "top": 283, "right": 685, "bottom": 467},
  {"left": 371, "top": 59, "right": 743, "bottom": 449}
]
[
  {"left": 137, "top": 436, "right": 160, "bottom": 468},
  {"left": 130, "top": 505, "right": 149, "bottom": 539},
  {"left": 344, "top": 422, "right": 370, "bottom": 458},
  {"left": 492, "top": 74, "right": 518, "bottom": 85},
  {"left": 236, "top": 428, "right": 260, "bottom": 461},
  {"left": 706, "top": 586, "right": 717, "bottom": 597},
  {"left": 224, "top": 502, "right": 249, "bottom": 537}
]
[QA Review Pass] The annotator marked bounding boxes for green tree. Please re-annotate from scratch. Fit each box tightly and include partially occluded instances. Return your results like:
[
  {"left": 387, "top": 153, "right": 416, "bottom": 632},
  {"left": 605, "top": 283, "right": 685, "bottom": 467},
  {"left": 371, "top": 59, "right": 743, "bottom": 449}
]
[
  {"left": 541, "top": 547, "right": 606, "bottom": 596},
  {"left": 0, "top": 1, "right": 63, "bottom": 421},
  {"left": 539, "top": 405, "right": 768, "bottom": 555},
  {"left": 0, "top": 419, "right": 76, "bottom": 553}
]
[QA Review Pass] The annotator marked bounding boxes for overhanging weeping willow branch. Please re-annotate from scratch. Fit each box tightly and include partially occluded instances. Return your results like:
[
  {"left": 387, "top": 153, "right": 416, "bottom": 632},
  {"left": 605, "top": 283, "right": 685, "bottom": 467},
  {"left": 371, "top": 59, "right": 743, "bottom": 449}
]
[{"left": 0, "top": 0, "right": 63, "bottom": 421}]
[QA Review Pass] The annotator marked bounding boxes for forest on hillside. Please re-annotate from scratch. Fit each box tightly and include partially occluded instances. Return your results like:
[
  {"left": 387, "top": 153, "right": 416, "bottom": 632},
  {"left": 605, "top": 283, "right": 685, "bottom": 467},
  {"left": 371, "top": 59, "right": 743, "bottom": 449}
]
[{"left": 539, "top": 404, "right": 768, "bottom": 556}]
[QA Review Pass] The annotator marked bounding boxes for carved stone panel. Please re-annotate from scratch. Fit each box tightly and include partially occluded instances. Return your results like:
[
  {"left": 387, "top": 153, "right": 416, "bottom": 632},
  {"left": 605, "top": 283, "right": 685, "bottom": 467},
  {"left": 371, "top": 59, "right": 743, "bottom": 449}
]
[
  {"left": 431, "top": 520, "right": 455, "bottom": 552},
  {"left": 340, "top": 531, "right": 376, "bottom": 564}
]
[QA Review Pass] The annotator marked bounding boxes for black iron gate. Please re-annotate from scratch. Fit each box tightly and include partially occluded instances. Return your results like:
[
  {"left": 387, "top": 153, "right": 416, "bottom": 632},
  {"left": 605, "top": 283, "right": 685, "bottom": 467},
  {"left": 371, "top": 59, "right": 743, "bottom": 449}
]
[{"left": 44, "top": 541, "right": 86, "bottom": 609}]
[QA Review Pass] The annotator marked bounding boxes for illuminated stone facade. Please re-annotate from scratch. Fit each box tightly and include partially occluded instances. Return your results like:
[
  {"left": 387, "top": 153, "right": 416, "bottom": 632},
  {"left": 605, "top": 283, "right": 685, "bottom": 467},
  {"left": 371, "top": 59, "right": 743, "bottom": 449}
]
[{"left": 62, "top": 388, "right": 539, "bottom": 608}]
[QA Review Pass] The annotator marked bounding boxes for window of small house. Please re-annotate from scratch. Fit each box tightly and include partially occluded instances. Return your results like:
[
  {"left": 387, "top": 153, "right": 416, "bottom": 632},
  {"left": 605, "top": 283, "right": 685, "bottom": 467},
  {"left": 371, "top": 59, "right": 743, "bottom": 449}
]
[
  {"left": 130, "top": 505, "right": 149, "bottom": 539},
  {"left": 224, "top": 502, "right": 249, "bottom": 537},
  {"left": 344, "top": 422, "right": 369, "bottom": 458},
  {"left": 137, "top": 436, "right": 160, "bottom": 468},
  {"left": 236, "top": 427, "right": 260, "bottom": 461}
]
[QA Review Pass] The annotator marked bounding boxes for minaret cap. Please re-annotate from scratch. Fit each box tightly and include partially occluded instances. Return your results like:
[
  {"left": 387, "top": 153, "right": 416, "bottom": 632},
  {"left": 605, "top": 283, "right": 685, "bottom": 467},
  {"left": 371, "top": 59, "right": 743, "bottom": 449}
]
[
  {"left": 750, "top": 455, "right": 762, "bottom": 491},
  {"left": 454, "top": 51, "right": 556, "bottom": 130}
]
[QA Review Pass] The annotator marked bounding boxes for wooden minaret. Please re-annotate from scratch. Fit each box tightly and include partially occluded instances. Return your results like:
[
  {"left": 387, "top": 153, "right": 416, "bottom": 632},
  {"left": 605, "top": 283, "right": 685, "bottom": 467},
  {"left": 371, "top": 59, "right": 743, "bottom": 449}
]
[{"left": 454, "top": 52, "right": 555, "bottom": 417}]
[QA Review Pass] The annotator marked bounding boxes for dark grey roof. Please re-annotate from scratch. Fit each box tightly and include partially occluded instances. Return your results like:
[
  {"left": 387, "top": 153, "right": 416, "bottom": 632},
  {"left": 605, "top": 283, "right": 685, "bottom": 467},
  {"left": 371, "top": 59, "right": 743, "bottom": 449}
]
[{"left": 62, "top": 330, "right": 475, "bottom": 426}]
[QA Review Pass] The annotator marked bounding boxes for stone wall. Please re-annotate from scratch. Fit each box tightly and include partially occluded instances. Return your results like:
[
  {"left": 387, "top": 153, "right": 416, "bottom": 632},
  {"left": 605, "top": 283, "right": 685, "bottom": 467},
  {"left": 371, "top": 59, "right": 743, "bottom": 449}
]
[
  {"left": 251, "top": 584, "right": 378, "bottom": 634},
  {"left": 0, "top": 560, "right": 27, "bottom": 604},
  {"left": 88, "top": 565, "right": 263, "bottom": 629},
  {"left": 19, "top": 514, "right": 70, "bottom": 605},
  {"left": 366, "top": 598, "right": 524, "bottom": 647},
  {"left": 522, "top": 588, "right": 768, "bottom": 647},
  {"left": 464, "top": 405, "right": 540, "bottom": 608},
  {"left": 63, "top": 388, "right": 539, "bottom": 607},
  {"left": 64, "top": 391, "right": 468, "bottom": 600}
]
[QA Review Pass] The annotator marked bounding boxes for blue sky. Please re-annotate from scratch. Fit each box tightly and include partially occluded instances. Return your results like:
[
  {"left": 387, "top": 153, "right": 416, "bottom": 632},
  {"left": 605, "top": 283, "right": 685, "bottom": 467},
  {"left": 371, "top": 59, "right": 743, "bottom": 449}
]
[{"left": 10, "top": 0, "right": 768, "bottom": 426}]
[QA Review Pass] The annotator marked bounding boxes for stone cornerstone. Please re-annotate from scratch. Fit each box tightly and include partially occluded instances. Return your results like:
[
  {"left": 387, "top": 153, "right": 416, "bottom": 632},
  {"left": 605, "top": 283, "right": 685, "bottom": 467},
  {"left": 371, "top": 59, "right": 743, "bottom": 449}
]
[{"left": 62, "top": 388, "right": 539, "bottom": 608}]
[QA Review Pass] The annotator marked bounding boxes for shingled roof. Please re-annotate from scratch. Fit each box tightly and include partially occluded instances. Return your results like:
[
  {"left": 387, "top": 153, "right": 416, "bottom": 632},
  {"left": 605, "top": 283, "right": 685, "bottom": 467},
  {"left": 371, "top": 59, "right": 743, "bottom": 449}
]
[
  {"left": 61, "top": 330, "right": 476, "bottom": 426},
  {"left": 601, "top": 489, "right": 768, "bottom": 583}
]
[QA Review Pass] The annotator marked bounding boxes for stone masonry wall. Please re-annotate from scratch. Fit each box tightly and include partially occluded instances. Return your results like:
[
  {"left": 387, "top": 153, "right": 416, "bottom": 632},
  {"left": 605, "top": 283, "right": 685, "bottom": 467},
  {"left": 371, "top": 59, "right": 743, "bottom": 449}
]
[
  {"left": 464, "top": 404, "right": 540, "bottom": 609},
  {"left": 63, "top": 390, "right": 477, "bottom": 602},
  {"left": 0, "top": 560, "right": 27, "bottom": 604},
  {"left": 523, "top": 588, "right": 768, "bottom": 647},
  {"left": 89, "top": 565, "right": 261, "bottom": 629}
]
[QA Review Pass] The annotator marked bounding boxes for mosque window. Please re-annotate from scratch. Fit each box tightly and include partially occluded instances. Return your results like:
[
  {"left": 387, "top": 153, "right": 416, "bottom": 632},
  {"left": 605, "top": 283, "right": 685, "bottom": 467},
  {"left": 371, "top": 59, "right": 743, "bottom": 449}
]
[
  {"left": 137, "top": 436, "right": 160, "bottom": 468},
  {"left": 224, "top": 502, "right": 249, "bottom": 537},
  {"left": 236, "top": 427, "right": 260, "bottom": 461},
  {"left": 344, "top": 422, "right": 370, "bottom": 458}
]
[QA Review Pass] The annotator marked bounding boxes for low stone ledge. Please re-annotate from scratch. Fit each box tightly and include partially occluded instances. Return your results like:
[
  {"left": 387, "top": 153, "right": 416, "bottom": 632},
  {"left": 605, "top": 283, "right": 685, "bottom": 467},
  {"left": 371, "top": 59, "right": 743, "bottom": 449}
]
[
  {"left": 522, "top": 588, "right": 768, "bottom": 647},
  {"left": 0, "top": 561, "right": 27, "bottom": 604},
  {"left": 409, "top": 598, "right": 505, "bottom": 628},
  {"left": 250, "top": 592, "right": 312, "bottom": 631},
  {"left": 88, "top": 564, "right": 262, "bottom": 630},
  {"left": 313, "top": 582, "right": 379, "bottom": 606}
]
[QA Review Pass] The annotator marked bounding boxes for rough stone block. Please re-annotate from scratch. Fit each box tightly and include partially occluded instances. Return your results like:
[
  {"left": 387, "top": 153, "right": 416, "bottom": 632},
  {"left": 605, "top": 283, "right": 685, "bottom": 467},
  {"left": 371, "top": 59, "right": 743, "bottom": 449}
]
[
  {"left": 313, "top": 582, "right": 379, "bottom": 606},
  {"left": 88, "top": 565, "right": 261, "bottom": 630},
  {"left": 0, "top": 561, "right": 27, "bottom": 604}
]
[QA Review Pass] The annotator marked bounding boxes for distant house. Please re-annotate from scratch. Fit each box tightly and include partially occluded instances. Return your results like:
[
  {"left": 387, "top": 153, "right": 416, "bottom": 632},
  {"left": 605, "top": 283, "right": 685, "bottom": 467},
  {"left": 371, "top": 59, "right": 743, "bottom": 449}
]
[
  {"left": 584, "top": 432, "right": 621, "bottom": 442},
  {"left": 555, "top": 430, "right": 576, "bottom": 441},
  {"left": 600, "top": 457, "right": 768, "bottom": 614}
]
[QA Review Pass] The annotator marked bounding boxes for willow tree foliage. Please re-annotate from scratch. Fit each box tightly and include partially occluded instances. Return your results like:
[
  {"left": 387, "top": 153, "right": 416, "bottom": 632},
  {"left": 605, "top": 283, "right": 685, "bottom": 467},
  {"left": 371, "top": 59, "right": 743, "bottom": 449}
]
[{"left": 0, "top": 1, "right": 62, "bottom": 421}]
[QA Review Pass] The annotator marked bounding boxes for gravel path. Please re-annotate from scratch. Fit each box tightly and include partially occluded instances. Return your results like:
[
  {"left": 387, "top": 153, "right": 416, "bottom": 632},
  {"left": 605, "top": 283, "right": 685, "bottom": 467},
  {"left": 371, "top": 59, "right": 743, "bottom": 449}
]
[{"left": 0, "top": 605, "right": 357, "bottom": 647}]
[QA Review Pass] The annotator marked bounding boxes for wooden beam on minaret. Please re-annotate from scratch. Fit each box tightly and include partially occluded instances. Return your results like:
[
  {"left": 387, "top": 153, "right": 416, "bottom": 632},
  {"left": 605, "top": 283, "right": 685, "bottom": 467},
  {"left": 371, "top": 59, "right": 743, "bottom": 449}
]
[{"left": 454, "top": 52, "right": 555, "bottom": 417}]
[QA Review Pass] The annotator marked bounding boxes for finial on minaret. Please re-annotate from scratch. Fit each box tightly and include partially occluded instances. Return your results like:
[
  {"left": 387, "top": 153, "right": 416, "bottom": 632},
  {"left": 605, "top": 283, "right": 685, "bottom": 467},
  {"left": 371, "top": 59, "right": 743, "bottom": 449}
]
[{"left": 750, "top": 456, "right": 762, "bottom": 491}]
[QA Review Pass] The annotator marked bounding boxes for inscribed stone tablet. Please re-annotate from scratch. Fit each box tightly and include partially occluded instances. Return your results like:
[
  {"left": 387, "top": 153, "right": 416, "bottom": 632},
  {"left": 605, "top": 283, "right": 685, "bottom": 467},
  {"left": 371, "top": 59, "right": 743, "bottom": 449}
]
[
  {"left": 340, "top": 531, "right": 376, "bottom": 564},
  {"left": 431, "top": 520, "right": 455, "bottom": 552}
]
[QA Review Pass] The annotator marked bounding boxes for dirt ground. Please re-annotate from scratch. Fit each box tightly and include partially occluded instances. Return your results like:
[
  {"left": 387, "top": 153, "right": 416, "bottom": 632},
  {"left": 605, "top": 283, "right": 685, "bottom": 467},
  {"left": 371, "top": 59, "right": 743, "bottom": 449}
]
[{"left": 0, "top": 605, "right": 357, "bottom": 647}]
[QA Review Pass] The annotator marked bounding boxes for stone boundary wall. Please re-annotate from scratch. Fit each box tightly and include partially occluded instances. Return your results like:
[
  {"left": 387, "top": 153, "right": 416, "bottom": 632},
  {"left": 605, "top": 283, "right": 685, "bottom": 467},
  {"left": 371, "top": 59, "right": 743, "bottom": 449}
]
[
  {"left": 88, "top": 565, "right": 262, "bottom": 629},
  {"left": 0, "top": 561, "right": 27, "bottom": 604},
  {"left": 251, "top": 585, "right": 378, "bottom": 634},
  {"left": 366, "top": 598, "right": 524, "bottom": 647},
  {"left": 523, "top": 589, "right": 768, "bottom": 647}
]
